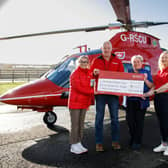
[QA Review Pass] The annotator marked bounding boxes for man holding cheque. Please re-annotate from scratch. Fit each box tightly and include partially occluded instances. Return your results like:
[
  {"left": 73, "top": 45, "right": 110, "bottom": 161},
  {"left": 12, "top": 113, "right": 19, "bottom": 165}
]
[{"left": 91, "top": 41, "right": 124, "bottom": 151}]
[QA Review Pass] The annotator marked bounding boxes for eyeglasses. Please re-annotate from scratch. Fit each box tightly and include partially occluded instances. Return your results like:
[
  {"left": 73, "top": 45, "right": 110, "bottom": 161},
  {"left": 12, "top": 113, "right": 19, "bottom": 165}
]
[{"left": 79, "top": 61, "right": 89, "bottom": 64}]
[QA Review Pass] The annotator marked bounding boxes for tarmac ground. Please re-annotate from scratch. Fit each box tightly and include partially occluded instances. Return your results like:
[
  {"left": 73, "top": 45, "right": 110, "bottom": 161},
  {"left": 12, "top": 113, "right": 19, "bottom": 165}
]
[{"left": 0, "top": 104, "right": 168, "bottom": 168}]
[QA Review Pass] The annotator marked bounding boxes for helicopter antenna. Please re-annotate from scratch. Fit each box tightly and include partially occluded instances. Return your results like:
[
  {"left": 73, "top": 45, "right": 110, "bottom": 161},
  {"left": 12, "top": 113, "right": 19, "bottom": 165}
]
[{"left": 74, "top": 45, "right": 88, "bottom": 53}]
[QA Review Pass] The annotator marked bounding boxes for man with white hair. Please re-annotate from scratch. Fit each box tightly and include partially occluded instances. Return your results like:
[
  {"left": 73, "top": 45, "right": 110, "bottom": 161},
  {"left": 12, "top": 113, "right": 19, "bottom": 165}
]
[{"left": 91, "top": 41, "right": 124, "bottom": 152}]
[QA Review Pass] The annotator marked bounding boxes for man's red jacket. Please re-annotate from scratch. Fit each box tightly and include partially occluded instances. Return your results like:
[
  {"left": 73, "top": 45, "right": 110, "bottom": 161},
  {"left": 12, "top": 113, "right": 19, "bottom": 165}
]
[
  {"left": 90, "top": 54, "right": 124, "bottom": 95},
  {"left": 90, "top": 54, "right": 124, "bottom": 72}
]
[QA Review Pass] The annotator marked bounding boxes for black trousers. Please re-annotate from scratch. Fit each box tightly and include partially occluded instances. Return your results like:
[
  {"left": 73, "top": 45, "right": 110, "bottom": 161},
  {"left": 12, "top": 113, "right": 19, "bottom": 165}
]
[
  {"left": 126, "top": 100, "right": 146, "bottom": 144},
  {"left": 154, "top": 93, "right": 168, "bottom": 143}
]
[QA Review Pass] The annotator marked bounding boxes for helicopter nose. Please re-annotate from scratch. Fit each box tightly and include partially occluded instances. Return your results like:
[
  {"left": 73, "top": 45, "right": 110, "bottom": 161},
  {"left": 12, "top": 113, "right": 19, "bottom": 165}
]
[{"left": 0, "top": 78, "right": 63, "bottom": 106}]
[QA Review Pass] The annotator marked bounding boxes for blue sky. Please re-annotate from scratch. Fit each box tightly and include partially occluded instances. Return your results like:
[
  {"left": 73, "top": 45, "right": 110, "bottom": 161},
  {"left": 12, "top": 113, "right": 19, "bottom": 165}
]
[{"left": 0, "top": 0, "right": 167, "bottom": 64}]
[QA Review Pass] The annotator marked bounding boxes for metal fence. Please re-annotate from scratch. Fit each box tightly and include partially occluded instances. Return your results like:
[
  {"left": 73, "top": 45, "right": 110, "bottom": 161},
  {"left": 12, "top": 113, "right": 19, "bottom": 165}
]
[{"left": 0, "top": 69, "right": 49, "bottom": 82}]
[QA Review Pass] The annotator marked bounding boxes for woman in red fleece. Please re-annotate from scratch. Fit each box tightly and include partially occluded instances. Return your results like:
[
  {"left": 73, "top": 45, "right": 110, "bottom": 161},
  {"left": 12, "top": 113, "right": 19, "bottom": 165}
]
[{"left": 68, "top": 55, "right": 94, "bottom": 154}]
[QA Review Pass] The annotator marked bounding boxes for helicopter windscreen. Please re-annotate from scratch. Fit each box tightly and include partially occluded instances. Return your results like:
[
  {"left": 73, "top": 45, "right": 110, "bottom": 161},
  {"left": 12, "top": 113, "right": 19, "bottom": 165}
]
[{"left": 47, "top": 57, "right": 78, "bottom": 88}]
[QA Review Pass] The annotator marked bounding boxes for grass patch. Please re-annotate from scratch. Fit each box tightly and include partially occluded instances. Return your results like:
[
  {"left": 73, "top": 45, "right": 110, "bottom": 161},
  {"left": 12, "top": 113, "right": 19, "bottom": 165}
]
[{"left": 0, "top": 82, "right": 26, "bottom": 95}]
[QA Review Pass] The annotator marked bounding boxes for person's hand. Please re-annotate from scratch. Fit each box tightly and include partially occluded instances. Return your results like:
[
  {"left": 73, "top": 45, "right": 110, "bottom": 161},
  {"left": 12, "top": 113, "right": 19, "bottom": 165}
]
[
  {"left": 141, "top": 94, "right": 146, "bottom": 100},
  {"left": 93, "top": 69, "right": 100, "bottom": 76},
  {"left": 144, "top": 73, "right": 148, "bottom": 82},
  {"left": 94, "top": 90, "right": 97, "bottom": 95},
  {"left": 144, "top": 90, "right": 154, "bottom": 97}
]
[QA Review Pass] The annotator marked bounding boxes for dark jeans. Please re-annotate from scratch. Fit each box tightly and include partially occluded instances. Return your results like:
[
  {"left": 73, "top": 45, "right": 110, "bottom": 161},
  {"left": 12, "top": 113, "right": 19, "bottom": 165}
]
[
  {"left": 126, "top": 99, "right": 146, "bottom": 145},
  {"left": 154, "top": 93, "right": 168, "bottom": 143},
  {"left": 95, "top": 94, "right": 119, "bottom": 144}
]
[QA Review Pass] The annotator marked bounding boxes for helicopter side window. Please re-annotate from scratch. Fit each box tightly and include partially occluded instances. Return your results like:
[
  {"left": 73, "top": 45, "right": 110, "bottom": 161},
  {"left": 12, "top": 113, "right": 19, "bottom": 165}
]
[
  {"left": 47, "top": 57, "right": 77, "bottom": 88},
  {"left": 143, "top": 65, "right": 151, "bottom": 72},
  {"left": 123, "top": 63, "right": 132, "bottom": 72},
  {"left": 123, "top": 63, "right": 151, "bottom": 73}
]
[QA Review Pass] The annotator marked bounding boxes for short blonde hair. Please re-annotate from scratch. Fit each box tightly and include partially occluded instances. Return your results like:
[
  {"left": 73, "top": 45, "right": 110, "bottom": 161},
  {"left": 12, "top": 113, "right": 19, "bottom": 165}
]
[
  {"left": 158, "top": 51, "right": 168, "bottom": 70},
  {"left": 131, "top": 55, "right": 143, "bottom": 64}
]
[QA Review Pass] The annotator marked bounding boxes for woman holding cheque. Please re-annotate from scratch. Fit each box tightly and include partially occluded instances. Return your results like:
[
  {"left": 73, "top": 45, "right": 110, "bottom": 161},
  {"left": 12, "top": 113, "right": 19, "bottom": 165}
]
[
  {"left": 144, "top": 51, "right": 168, "bottom": 156},
  {"left": 68, "top": 55, "right": 94, "bottom": 154},
  {"left": 126, "top": 55, "right": 153, "bottom": 150}
]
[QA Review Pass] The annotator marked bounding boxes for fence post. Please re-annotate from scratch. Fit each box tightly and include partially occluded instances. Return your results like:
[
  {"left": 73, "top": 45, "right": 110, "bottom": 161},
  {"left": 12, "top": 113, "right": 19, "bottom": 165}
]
[
  {"left": 12, "top": 70, "right": 14, "bottom": 83},
  {"left": 28, "top": 73, "right": 30, "bottom": 82}
]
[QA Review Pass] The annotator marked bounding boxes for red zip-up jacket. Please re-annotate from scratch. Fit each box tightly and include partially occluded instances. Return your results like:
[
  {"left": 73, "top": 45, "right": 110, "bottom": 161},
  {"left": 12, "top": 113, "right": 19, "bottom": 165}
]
[
  {"left": 68, "top": 67, "right": 94, "bottom": 109},
  {"left": 90, "top": 54, "right": 124, "bottom": 72},
  {"left": 90, "top": 54, "right": 124, "bottom": 86}
]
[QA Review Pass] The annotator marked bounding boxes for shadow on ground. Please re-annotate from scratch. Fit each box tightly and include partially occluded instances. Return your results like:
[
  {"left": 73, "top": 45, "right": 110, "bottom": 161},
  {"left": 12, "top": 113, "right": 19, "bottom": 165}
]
[{"left": 22, "top": 112, "right": 168, "bottom": 168}]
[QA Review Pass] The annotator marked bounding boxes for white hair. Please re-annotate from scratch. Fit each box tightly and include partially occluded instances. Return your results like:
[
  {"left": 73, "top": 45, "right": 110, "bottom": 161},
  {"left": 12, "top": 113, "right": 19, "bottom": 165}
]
[
  {"left": 102, "top": 41, "right": 112, "bottom": 49},
  {"left": 131, "top": 55, "right": 143, "bottom": 64}
]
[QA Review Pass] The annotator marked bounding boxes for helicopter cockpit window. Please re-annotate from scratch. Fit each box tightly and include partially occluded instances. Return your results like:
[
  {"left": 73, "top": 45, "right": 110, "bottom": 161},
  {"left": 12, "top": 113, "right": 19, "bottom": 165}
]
[
  {"left": 123, "top": 63, "right": 132, "bottom": 72},
  {"left": 123, "top": 63, "right": 151, "bottom": 73},
  {"left": 47, "top": 57, "right": 78, "bottom": 88}
]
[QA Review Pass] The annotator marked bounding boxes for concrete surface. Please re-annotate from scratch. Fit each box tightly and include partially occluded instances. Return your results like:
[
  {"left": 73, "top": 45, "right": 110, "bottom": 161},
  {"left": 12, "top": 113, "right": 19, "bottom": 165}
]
[{"left": 0, "top": 104, "right": 168, "bottom": 168}]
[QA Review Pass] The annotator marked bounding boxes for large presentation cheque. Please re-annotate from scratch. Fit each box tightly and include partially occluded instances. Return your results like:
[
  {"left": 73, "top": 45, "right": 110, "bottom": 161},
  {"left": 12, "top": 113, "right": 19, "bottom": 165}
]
[{"left": 96, "top": 70, "right": 144, "bottom": 96}]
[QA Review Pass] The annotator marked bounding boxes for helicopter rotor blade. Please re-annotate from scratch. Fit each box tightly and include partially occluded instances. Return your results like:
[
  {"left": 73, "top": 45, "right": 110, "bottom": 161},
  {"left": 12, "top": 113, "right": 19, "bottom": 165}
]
[
  {"left": 0, "top": 23, "right": 122, "bottom": 40},
  {"left": 132, "top": 21, "right": 168, "bottom": 28},
  {"left": 109, "top": 0, "right": 131, "bottom": 28},
  {"left": 0, "top": 21, "right": 167, "bottom": 40}
]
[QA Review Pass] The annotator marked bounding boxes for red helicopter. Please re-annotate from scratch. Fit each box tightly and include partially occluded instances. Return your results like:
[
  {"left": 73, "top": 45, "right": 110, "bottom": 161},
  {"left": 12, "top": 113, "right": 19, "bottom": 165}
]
[{"left": 0, "top": 0, "right": 168, "bottom": 126}]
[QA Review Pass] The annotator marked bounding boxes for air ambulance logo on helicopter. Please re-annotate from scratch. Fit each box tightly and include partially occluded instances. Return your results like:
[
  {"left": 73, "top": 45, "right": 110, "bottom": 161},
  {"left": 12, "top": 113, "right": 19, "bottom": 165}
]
[
  {"left": 120, "top": 33, "right": 147, "bottom": 44},
  {"left": 115, "top": 52, "right": 125, "bottom": 59}
]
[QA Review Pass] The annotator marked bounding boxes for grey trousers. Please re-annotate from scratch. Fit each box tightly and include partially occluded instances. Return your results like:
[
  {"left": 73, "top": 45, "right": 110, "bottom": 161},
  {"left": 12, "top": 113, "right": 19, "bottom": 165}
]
[{"left": 69, "top": 109, "right": 87, "bottom": 144}]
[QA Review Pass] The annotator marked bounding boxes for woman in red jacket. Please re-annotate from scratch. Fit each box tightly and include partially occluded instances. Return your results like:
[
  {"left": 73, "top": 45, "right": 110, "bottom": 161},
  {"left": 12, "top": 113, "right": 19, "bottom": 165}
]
[{"left": 68, "top": 55, "right": 94, "bottom": 154}]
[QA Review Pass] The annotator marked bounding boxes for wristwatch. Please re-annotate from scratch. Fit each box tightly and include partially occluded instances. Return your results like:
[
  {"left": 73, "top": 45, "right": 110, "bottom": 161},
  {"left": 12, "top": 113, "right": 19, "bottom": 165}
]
[{"left": 154, "top": 90, "right": 157, "bottom": 94}]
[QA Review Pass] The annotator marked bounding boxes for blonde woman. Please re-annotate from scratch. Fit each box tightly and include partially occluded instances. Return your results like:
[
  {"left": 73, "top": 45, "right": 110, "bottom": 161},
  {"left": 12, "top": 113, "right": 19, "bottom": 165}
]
[{"left": 144, "top": 51, "right": 168, "bottom": 156}]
